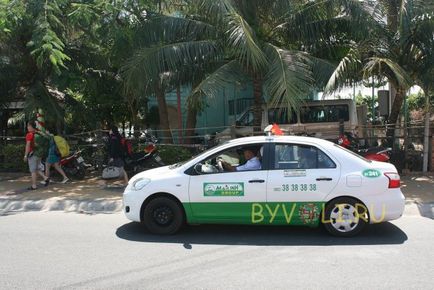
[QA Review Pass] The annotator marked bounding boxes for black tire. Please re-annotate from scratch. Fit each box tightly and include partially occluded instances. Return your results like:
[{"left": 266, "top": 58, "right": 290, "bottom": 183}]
[
  {"left": 323, "top": 197, "right": 368, "bottom": 237},
  {"left": 143, "top": 197, "right": 184, "bottom": 235},
  {"left": 75, "top": 165, "right": 86, "bottom": 180}
]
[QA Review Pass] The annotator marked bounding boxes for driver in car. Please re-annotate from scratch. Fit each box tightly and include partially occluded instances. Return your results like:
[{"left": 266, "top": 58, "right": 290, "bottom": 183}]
[{"left": 221, "top": 146, "right": 261, "bottom": 172}]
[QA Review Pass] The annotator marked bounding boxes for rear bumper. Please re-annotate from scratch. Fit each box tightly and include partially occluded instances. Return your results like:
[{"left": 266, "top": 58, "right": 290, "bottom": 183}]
[{"left": 361, "top": 189, "right": 405, "bottom": 223}]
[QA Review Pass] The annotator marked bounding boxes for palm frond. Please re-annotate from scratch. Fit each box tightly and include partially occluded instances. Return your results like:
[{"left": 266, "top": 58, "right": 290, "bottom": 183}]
[
  {"left": 276, "top": 0, "right": 384, "bottom": 44},
  {"left": 137, "top": 14, "right": 218, "bottom": 45},
  {"left": 7, "top": 111, "right": 25, "bottom": 126},
  {"left": 363, "top": 57, "right": 412, "bottom": 89},
  {"left": 263, "top": 43, "right": 313, "bottom": 112},
  {"left": 226, "top": 11, "right": 268, "bottom": 73},
  {"left": 324, "top": 47, "right": 362, "bottom": 94},
  {"left": 195, "top": 0, "right": 235, "bottom": 23},
  {"left": 190, "top": 60, "right": 248, "bottom": 100},
  {"left": 122, "top": 40, "right": 220, "bottom": 87}
]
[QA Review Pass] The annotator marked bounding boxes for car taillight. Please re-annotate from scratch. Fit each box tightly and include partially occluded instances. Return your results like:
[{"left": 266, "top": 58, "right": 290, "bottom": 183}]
[{"left": 384, "top": 172, "right": 400, "bottom": 188}]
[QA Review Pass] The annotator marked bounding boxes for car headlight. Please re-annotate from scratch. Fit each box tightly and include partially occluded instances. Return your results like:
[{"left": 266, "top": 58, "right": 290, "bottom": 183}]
[{"left": 132, "top": 178, "right": 151, "bottom": 191}]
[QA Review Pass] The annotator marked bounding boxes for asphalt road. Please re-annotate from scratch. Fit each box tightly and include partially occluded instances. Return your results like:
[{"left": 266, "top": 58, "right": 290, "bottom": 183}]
[{"left": 0, "top": 212, "right": 433, "bottom": 290}]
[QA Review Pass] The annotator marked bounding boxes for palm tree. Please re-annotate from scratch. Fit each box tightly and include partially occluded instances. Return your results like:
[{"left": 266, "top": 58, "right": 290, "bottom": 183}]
[
  {"left": 325, "top": 0, "right": 433, "bottom": 143},
  {"left": 124, "top": 0, "right": 378, "bottom": 140}
]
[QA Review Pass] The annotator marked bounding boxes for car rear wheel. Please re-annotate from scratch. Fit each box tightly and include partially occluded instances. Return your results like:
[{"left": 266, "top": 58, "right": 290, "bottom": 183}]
[
  {"left": 323, "top": 197, "right": 368, "bottom": 237},
  {"left": 143, "top": 197, "right": 184, "bottom": 235}
]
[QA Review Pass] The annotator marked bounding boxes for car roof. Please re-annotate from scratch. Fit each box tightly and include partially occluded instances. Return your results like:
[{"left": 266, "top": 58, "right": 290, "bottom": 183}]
[{"left": 226, "top": 135, "right": 335, "bottom": 146}]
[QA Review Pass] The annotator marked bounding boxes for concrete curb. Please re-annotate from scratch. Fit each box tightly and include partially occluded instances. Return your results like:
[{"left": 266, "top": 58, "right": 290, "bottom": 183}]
[
  {"left": 0, "top": 198, "right": 123, "bottom": 215},
  {"left": 0, "top": 197, "right": 432, "bottom": 219}
]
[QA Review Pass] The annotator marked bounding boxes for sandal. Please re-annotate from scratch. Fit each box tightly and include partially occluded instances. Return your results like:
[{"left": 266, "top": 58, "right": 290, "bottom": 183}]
[
  {"left": 40, "top": 179, "right": 50, "bottom": 186},
  {"left": 27, "top": 186, "right": 37, "bottom": 191}
]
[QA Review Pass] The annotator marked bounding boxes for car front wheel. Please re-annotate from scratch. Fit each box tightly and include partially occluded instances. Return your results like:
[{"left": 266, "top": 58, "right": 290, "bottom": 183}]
[
  {"left": 323, "top": 197, "right": 368, "bottom": 237},
  {"left": 143, "top": 197, "right": 184, "bottom": 235}
]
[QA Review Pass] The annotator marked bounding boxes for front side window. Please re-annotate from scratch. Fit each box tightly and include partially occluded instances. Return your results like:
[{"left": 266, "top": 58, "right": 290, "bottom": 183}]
[
  {"left": 273, "top": 144, "right": 336, "bottom": 169},
  {"left": 191, "top": 143, "right": 266, "bottom": 175}
]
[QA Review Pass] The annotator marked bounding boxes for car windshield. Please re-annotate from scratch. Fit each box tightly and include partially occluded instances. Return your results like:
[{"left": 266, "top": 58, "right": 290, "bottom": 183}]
[
  {"left": 169, "top": 141, "right": 229, "bottom": 169},
  {"left": 333, "top": 144, "right": 372, "bottom": 163}
]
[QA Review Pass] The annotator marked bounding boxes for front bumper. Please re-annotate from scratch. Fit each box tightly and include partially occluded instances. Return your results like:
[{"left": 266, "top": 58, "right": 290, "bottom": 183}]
[{"left": 123, "top": 189, "right": 142, "bottom": 222}]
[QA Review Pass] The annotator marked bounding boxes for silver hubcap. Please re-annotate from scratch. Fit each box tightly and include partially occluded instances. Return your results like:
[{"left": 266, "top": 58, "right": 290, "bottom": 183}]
[{"left": 330, "top": 204, "right": 359, "bottom": 233}]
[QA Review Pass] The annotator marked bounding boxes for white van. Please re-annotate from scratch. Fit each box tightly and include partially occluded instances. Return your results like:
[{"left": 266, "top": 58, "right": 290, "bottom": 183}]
[{"left": 216, "top": 99, "right": 359, "bottom": 142}]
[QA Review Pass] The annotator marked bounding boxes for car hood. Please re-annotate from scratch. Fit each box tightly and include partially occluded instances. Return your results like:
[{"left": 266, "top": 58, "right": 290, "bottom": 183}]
[{"left": 129, "top": 165, "right": 173, "bottom": 182}]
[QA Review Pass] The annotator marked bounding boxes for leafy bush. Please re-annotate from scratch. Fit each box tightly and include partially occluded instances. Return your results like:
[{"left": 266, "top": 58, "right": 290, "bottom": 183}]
[
  {"left": 157, "top": 145, "right": 193, "bottom": 165},
  {"left": 0, "top": 144, "right": 28, "bottom": 172}
]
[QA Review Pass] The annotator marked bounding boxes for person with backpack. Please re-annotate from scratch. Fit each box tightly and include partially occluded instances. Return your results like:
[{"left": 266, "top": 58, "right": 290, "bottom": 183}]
[
  {"left": 41, "top": 129, "right": 69, "bottom": 186},
  {"left": 23, "top": 121, "right": 48, "bottom": 190},
  {"left": 107, "top": 126, "right": 129, "bottom": 185}
]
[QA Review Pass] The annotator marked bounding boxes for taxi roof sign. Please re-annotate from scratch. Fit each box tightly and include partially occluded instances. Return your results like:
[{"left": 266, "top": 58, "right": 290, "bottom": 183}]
[{"left": 264, "top": 124, "right": 283, "bottom": 136}]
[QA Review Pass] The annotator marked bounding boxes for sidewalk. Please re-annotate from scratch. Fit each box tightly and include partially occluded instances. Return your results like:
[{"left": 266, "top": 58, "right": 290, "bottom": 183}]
[
  {"left": 0, "top": 172, "right": 433, "bottom": 218},
  {"left": 400, "top": 174, "right": 434, "bottom": 219},
  {"left": 0, "top": 173, "right": 124, "bottom": 215}
]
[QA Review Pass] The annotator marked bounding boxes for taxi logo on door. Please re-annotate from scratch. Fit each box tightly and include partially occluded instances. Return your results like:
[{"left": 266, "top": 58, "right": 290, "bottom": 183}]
[{"left": 204, "top": 183, "right": 244, "bottom": 196}]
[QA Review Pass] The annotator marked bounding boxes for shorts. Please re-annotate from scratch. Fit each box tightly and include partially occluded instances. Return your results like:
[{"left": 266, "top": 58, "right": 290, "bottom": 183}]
[
  {"left": 47, "top": 153, "right": 60, "bottom": 164},
  {"left": 28, "top": 155, "right": 41, "bottom": 173}
]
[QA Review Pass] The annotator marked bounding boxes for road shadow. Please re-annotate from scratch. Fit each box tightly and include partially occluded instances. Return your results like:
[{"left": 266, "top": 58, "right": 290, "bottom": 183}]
[{"left": 116, "top": 222, "right": 408, "bottom": 247}]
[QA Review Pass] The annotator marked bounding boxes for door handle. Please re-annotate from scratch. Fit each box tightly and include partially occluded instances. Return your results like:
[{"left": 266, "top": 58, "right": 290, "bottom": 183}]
[
  {"left": 316, "top": 177, "right": 333, "bottom": 181},
  {"left": 249, "top": 179, "right": 265, "bottom": 183}
]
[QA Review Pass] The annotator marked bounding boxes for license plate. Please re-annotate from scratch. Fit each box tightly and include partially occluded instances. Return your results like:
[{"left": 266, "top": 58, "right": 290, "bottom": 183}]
[
  {"left": 77, "top": 157, "right": 84, "bottom": 163},
  {"left": 155, "top": 155, "right": 162, "bottom": 162}
]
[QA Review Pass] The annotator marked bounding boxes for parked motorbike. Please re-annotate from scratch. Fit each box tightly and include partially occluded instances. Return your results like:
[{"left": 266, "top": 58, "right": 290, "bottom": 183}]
[
  {"left": 42, "top": 149, "right": 90, "bottom": 180},
  {"left": 60, "top": 149, "right": 91, "bottom": 179},
  {"left": 124, "top": 143, "right": 165, "bottom": 174},
  {"left": 124, "top": 130, "right": 165, "bottom": 174},
  {"left": 337, "top": 132, "right": 391, "bottom": 162}
]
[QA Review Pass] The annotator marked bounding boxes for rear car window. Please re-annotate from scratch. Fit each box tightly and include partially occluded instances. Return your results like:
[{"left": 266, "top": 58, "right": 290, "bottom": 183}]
[
  {"left": 274, "top": 144, "right": 336, "bottom": 169},
  {"left": 333, "top": 144, "right": 372, "bottom": 163}
]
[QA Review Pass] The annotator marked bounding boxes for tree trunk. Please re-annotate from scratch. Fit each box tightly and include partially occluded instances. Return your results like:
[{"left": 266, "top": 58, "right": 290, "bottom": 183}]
[
  {"left": 185, "top": 101, "right": 198, "bottom": 144},
  {"left": 385, "top": 1, "right": 398, "bottom": 32},
  {"left": 386, "top": 87, "right": 405, "bottom": 144},
  {"left": 155, "top": 84, "right": 173, "bottom": 144},
  {"left": 176, "top": 85, "right": 183, "bottom": 144},
  {"left": 252, "top": 76, "right": 263, "bottom": 134},
  {"left": 423, "top": 89, "right": 431, "bottom": 172}
]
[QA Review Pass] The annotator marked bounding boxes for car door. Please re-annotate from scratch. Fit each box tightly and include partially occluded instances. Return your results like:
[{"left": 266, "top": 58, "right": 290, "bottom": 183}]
[
  {"left": 187, "top": 143, "right": 269, "bottom": 224},
  {"left": 265, "top": 142, "right": 340, "bottom": 225}
]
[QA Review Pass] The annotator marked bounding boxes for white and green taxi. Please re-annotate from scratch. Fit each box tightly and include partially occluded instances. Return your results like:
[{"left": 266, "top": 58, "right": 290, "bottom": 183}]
[{"left": 123, "top": 135, "right": 405, "bottom": 237}]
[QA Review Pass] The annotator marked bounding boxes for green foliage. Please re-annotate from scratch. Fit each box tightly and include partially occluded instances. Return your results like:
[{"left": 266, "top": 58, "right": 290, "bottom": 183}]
[
  {"left": 355, "top": 91, "right": 378, "bottom": 122},
  {"left": 158, "top": 145, "right": 193, "bottom": 165},
  {"left": 1, "top": 0, "right": 432, "bottom": 140},
  {"left": 407, "top": 92, "right": 434, "bottom": 111},
  {"left": 27, "top": 0, "right": 71, "bottom": 74},
  {"left": 0, "top": 144, "right": 27, "bottom": 172}
]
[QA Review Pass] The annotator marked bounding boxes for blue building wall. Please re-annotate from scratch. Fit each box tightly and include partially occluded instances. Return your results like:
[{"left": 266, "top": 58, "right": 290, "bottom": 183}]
[{"left": 149, "top": 83, "right": 254, "bottom": 142}]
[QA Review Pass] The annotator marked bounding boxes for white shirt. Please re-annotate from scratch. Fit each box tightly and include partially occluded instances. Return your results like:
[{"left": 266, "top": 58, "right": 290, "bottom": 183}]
[{"left": 236, "top": 157, "right": 261, "bottom": 171}]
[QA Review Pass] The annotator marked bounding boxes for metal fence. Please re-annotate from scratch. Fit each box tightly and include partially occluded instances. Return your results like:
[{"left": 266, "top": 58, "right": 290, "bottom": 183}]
[{"left": 1, "top": 124, "right": 432, "bottom": 172}]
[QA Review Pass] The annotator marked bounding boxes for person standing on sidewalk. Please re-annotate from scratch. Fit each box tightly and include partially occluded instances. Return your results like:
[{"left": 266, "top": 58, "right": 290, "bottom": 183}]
[
  {"left": 41, "top": 129, "right": 69, "bottom": 186},
  {"left": 108, "top": 126, "right": 128, "bottom": 186},
  {"left": 23, "top": 121, "right": 48, "bottom": 190}
]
